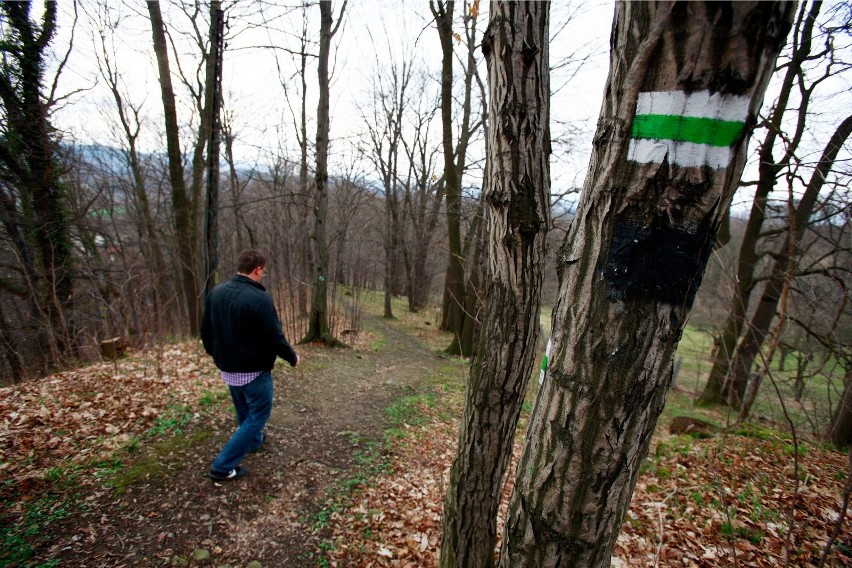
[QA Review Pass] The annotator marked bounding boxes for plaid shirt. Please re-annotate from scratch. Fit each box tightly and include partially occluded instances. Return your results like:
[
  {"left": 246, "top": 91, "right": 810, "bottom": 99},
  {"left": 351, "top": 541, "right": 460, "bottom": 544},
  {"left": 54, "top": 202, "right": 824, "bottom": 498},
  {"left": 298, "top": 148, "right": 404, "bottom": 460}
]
[{"left": 220, "top": 370, "right": 262, "bottom": 387}]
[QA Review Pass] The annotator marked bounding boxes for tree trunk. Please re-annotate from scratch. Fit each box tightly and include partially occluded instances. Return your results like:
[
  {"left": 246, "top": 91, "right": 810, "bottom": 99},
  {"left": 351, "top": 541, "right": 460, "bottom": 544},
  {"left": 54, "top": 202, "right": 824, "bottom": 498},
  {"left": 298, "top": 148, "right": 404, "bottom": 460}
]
[
  {"left": 729, "top": 113, "right": 852, "bottom": 412},
  {"left": 830, "top": 369, "right": 852, "bottom": 448},
  {"left": 298, "top": 33, "right": 312, "bottom": 317},
  {"left": 440, "top": 3, "right": 550, "bottom": 566},
  {"left": 405, "top": 171, "right": 444, "bottom": 314},
  {"left": 203, "top": 3, "right": 224, "bottom": 295},
  {"left": 500, "top": 3, "right": 792, "bottom": 567},
  {"left": 697, "top": 129, "right": 782, "bottom": 406},
  {"left": 365, "top": 59, "right": 410, "bottom": 320},
  {"left": 433, "top": 0, "right": 483, "bottom": 356},
  {"left": 302, "top": 0, "right": 345, "bottom": 346},
  {"left": 147, "top": 0, "right": 200, "bottom": 336},
  {"left": 401, "top": 98, "right": 445, "bottom": 313},
  {"left": 0, "top": 302, "right": 26, "bottom": 383},
  {"left": 432, "top": 0, "right": 465, "bottom": 340},
  {"left": 384, "top": 177, "right": 396, "bottom": 318},
  {"left": 457, "top": 203, "right": 485, "bottom": 357},
  {"left": 222, "top": 114, "right": 255, "bottom": 251},
  {"left": 123, "top": 125, "right": 172, "bottom": 333},
  {"left": 698, "top": 0, "right": 822, "bottom": 406}
]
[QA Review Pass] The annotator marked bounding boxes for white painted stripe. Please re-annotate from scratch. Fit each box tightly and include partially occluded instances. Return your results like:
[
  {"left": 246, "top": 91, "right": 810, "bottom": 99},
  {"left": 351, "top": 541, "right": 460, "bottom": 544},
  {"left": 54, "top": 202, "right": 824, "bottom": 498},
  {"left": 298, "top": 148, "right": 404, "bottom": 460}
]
[
  {"left": 635, "top": 91, "right": 750, "bottom": 123},
  {"left": 628, "top": 138, "right": 734, "bottom": 169}
]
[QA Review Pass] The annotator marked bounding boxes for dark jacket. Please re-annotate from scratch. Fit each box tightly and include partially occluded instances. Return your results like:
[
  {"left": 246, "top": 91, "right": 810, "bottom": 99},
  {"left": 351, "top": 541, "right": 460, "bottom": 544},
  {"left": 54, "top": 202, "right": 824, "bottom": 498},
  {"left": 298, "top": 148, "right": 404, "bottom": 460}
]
[{"left": 201, "top": 275, "right": 298, "bottom": 372}]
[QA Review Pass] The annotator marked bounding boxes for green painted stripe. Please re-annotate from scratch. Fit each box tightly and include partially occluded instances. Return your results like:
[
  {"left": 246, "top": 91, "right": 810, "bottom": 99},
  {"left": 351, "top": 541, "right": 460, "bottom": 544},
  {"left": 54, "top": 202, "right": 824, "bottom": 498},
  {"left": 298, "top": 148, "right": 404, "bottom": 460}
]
[{"left": 631, "top": 114, "right": 744, "bottom": 147}]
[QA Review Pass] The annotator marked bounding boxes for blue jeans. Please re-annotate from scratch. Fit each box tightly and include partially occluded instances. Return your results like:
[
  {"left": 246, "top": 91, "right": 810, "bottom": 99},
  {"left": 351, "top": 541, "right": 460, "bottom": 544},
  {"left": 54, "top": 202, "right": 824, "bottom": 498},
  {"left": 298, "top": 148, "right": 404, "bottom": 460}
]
[{"left": 211, "top": 371, "right": 273, "bottom": 472}]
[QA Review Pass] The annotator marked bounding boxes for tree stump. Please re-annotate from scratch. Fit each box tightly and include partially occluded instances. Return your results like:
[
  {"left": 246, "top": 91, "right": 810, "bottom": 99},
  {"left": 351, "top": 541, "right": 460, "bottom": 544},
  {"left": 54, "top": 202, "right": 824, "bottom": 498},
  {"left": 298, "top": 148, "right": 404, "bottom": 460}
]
[
  {"left": 100, "top": 337, "right": 128, "bottom": 360},
  {"left": 669, "top": 416, "right": 718, "bottom": 439}
]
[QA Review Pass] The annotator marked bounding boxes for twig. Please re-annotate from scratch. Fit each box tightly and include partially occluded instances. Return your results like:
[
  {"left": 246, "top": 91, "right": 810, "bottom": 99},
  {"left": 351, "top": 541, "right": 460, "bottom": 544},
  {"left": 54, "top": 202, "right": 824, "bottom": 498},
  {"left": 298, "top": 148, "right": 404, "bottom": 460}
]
[
  {"left": 761, "top": 360, "right": 801, "bottom": 568},
  {"left": 652, "top": 486, "right": 684, "bottom": 567}
]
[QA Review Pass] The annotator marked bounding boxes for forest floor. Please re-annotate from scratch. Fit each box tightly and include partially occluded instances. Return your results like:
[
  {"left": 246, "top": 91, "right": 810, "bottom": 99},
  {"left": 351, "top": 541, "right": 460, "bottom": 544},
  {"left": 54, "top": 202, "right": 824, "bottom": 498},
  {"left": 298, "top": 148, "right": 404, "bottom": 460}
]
[{"left": 1, "top": 303, "right": 851, "bottom": 567}]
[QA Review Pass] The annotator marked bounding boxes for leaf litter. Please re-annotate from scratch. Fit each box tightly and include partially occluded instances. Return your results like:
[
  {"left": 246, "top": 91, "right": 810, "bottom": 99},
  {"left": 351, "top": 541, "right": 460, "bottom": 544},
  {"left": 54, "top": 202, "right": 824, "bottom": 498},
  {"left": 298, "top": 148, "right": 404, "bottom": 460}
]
[
  {"left": 0, "top": 324, "right": 850, "bottom": 567},
  {"left": 322, "top": 393, "right": 852, "bottom": 567}
]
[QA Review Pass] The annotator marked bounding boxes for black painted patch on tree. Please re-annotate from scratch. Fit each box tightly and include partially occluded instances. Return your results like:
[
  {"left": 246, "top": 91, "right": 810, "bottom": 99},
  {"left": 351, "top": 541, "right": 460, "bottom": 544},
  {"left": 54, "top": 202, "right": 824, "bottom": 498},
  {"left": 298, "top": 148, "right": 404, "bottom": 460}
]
[{"left": 604, "top": 221, "right": 716, "bottom": 307}]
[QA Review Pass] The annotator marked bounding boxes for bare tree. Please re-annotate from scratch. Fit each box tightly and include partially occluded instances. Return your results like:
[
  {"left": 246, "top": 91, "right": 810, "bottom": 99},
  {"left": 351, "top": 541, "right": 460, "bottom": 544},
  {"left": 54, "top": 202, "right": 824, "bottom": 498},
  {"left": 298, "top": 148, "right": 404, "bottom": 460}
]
[
  {"left": 736, "top": 114, "right": 852, "bottom": 418},
  {"left": 203, "top": 2, "right": 225, "bottom": 294},
  {"left": 698, "top": 0, "right": 843, "bottom": 407},
  {"left": 302, "top": 0, "right": 346, "bottom": 346},
  {"left": 88, "top": 2, "right": 174, "bottom": 335},
  {"left": 499, "top": 3, "right": 793, "bottom": 566},
  {"left": 431, "top": 0, "right": 486, "bottom": 356},
  {"left": 357, "top": 46, "right": 415, "bottom": 319},
  {"left": 399, "top": 79, "right": 444, "bottom": 313},
  {"left": 147, "top": 0, "right": 201, "bottom": 335},
  {"left": 440, "top": 2, "right": 550, "bottom": 565},
  {"left": 263, "top": 0, "right": 315, "bottom": 318},
  {"left": 220, "top": 108, "right": 257, "bottom": 251}
]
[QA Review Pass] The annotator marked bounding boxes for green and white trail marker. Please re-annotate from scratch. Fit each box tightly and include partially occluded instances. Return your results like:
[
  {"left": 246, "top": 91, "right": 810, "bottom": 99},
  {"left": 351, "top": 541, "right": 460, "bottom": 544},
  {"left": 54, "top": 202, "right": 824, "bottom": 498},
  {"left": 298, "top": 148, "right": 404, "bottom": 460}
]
[
  {"left": 628, "top": 90, "right": 749, "bottom": 169},
  {"left": 539, "top": 339, "right": 552, "bottom": 386}
]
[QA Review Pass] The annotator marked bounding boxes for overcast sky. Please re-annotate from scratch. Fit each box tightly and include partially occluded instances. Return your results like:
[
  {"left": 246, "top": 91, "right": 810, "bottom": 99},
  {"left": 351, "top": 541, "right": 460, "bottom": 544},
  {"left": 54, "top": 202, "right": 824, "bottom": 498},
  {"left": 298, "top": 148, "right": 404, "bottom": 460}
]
[
  {"left": 49, "top": 1, "right": 852, "bottom": 217},
  {"left": 51, "top": 1, "right": 613, "bottom": 195}
]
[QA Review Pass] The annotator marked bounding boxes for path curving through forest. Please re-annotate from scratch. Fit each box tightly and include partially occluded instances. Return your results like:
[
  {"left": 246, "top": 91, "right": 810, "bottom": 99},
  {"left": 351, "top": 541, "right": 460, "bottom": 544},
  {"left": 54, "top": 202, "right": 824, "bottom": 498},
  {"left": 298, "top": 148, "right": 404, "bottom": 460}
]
[{"left": 44, "top": 312, "right": 461, "bottom": 567}]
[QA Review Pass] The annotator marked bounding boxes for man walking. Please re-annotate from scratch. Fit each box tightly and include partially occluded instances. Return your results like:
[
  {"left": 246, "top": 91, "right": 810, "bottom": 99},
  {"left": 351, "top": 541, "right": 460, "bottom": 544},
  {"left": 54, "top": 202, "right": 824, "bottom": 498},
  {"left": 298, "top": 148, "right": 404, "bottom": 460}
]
[{"left": 201, "top": 250, "right": 299, "bottom": 481}]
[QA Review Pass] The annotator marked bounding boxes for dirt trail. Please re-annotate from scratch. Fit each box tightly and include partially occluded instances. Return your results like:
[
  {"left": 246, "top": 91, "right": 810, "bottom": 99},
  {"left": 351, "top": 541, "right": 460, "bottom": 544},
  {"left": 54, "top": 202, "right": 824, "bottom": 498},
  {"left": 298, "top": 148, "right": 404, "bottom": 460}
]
[{"left": 47, "top": 313, "right": 455, "bottom": 567}]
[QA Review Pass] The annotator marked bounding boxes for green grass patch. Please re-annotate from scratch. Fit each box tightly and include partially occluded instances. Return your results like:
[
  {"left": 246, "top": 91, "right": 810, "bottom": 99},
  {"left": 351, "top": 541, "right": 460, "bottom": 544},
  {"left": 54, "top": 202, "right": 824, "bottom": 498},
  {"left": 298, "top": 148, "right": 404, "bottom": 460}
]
[
  {"left": 385, "top": 392, "right": 436, "bottom": 427},
  {"left": 94, "top": 456, "right": 124, "bottom": 481},
  {"left": 721, "top": 521, "right": 764, "bottom": 544},
  {"left": 667, "top": 325, "right": 845, "bottom": 438},
  {"left": 146, "top": 403, "right": 195, "bottom": 437},
  {"left": 109, "top": 430, "right": 211, "bottom": 495},
  {"left": 690, "top": 491, "right": 706, "bottom": 506},
  {"left": 734, "top": 423, "right": 795, "bottom": 445},
  {"left": 782, "top": 442, "right": 809, "bottom": 457},
  {"left": 675, "top": 328, "right": 714, "bottom": 376},
  {"left": 371, "top": 337, "right": 389, "bottom": 353},
  {"left": 0, "top": 492, "right": 80, "bottom": 567},
  {"left": 540, "top": 305, "right": 553, "bottom": 337},
  {"left": 198, "top": 388, "right": 228, "bottom": 408},
  {"left": 312, "top": 439, "right": 392, "bottom": 538},
  {"left": 655, "top": 435, "right": 697, "bottom": 458}
]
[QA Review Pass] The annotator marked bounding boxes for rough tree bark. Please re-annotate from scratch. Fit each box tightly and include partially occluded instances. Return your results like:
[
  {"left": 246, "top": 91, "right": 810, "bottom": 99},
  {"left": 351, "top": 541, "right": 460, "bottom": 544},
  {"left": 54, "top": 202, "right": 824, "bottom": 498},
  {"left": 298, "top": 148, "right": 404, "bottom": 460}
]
[
  {"left": 203, "top": 2, "right": 224, "bottom": 294},
  {"left": 440, "top": 2, "right": 550, "bottom": 566},
  {"left": 499, "top": 3, "right": 793, "bottom": 567}
]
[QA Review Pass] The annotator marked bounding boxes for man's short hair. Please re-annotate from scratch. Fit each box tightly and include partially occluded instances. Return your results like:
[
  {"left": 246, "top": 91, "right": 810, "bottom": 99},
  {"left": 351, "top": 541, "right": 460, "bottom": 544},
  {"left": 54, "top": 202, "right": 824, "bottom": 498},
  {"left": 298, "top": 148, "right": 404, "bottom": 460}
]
[{"left": 237, "top": 250, "right": 267, "bottom": 274}]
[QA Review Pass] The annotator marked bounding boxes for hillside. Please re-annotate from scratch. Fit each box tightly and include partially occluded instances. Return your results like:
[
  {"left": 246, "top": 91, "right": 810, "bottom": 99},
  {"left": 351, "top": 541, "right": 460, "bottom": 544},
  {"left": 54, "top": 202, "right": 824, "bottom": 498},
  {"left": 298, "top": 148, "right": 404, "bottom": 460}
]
[{"left": 1, "top": 304, "right": 849, "bottom": 567}]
